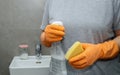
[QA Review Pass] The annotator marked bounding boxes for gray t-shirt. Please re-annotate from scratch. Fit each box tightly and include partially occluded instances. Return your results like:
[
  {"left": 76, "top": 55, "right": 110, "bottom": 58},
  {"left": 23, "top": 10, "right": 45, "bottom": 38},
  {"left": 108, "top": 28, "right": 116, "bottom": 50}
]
[{"left": 40, "top": 0, "right": 120, "bottom": 75}]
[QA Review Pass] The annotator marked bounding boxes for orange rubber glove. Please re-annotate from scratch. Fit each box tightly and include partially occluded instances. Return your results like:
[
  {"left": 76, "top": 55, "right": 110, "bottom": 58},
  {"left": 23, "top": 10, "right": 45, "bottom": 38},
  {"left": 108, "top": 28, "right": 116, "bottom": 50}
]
[
  {"left": 69, "top": 40, "right": 119, "bottom": 69},
  {"left": 40, "top": 32, "right": 52, "bottom": 47},
  {"left": 40, "top": 24, "right": 65, "bottom": 47}
]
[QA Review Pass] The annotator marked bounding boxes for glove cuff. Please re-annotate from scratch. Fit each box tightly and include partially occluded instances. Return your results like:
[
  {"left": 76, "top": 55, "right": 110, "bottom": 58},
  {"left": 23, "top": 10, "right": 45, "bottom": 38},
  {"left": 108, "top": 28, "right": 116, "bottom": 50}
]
[{"left": 99, "top": 40, "right": 119, "bottom": 59}]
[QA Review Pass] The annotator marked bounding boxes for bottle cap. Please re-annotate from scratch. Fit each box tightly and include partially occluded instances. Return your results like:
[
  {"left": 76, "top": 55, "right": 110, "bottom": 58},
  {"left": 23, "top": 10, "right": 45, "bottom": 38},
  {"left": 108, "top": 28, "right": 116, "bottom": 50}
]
[{"left": 52, "top": 21, "right": 63, "bottom": 26}]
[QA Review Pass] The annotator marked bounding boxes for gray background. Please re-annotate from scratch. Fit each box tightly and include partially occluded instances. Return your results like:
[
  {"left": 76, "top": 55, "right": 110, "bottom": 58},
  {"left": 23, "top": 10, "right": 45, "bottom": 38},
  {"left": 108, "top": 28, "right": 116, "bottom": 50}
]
[{"left": 0, "top": 0, "right": 51, "bottom": 75}]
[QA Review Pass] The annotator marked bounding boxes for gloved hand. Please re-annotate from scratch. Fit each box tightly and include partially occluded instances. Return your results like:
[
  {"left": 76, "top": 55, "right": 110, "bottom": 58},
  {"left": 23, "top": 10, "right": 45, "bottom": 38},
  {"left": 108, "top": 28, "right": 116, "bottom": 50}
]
[
  {"left": 40, "top": 24, "right": 65, "bottom": 47},
  {"left": 69, "top": 40, "right": 119, "bottom": 69},
  {"left": 40, "top": 32, "right": 52, "bottom": 47}
]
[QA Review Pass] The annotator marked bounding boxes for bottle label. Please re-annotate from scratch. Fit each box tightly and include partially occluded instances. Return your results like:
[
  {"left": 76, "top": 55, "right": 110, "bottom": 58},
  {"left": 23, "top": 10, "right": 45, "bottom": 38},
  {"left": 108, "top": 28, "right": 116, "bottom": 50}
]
[{"left": 49, "top": 57, "right": 67, "bottom": 75}]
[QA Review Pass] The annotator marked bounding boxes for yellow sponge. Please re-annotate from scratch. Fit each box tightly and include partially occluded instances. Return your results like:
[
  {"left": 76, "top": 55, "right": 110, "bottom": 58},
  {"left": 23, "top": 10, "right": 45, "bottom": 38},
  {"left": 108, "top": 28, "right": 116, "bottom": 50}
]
[{"left": 65, "top": 41, "right": 84, "bottom": 60}]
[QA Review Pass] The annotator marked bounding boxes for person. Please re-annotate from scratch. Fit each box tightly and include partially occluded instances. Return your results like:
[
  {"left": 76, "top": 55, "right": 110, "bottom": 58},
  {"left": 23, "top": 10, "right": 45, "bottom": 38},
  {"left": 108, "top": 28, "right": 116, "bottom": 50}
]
[{"left": 40, "top": 0, "right": 120, "bottom": 75}]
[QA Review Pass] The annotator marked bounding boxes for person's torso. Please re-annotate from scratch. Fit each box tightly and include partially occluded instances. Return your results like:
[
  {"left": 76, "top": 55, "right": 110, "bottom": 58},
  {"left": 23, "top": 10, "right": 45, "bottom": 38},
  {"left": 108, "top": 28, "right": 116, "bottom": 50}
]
[
  {"left": 47, "top": 0, "right": 120, "bottom": 75},
  {"left": 49, "top": 0, "right": 115, "bottom": 51}
]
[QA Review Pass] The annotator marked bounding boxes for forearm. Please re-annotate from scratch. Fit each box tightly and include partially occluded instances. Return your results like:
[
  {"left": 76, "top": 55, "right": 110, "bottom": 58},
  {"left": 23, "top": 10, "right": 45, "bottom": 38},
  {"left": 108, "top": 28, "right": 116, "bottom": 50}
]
[
  {"left": 99, "top": 36, "right": 120, "bottom": 59},
  {"left": 113, "top": 36, "right": 120, "bottom": 49}
]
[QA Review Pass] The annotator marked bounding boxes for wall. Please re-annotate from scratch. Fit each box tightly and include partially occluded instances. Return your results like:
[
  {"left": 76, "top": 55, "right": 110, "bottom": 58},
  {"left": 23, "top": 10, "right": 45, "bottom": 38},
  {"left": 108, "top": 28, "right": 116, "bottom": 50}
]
[{"left": 0, "top": 0, "right": 50, "bottom": 75}]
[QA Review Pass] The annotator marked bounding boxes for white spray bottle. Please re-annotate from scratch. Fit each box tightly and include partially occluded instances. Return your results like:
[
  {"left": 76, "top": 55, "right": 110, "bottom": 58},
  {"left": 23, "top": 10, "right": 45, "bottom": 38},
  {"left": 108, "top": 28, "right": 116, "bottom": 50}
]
[{"left": 50, "top": 21, "right": 67, "bottom": 75}]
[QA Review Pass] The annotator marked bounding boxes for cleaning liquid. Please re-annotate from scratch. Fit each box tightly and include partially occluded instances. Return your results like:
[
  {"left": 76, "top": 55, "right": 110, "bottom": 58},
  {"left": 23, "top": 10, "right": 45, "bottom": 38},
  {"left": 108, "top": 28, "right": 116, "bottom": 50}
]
[{"left": 50, "top": 21, "right": 67, "bottom": 75}]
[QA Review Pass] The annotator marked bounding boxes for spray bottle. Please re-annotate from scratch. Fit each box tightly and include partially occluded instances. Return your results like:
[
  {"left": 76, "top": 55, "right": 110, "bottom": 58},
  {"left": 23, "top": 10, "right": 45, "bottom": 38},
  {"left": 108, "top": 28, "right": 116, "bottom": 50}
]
[{"left": 49, "top": 21, "right": 67, "bottom": 75}]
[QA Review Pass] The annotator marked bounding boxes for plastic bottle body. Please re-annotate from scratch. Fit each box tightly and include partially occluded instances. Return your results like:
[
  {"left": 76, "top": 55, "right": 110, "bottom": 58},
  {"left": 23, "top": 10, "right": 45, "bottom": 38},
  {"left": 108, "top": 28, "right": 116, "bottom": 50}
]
[{"left": 50, "top": 42, "right": 67, "bottom": 75}]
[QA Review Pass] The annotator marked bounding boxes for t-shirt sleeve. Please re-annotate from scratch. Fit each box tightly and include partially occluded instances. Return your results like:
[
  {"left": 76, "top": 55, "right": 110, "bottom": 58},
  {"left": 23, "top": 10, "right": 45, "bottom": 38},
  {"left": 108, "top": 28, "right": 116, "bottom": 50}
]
[
  {"left": 113, "top": 0, "right": 120, "bottom": 31},
  {"left": 40, "top": 0, "right": 50, "bottom": 30}
]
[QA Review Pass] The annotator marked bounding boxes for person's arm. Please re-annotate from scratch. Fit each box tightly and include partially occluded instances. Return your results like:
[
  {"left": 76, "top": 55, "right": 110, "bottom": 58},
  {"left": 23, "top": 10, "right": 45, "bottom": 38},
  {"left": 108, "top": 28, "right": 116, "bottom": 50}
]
[
  {"left": 69, "top": 0, "right": 120, "bottom": 69},
  {"left": 69, "top": 30, "right": 120, "bottom": 69},
  {"left": 113, "top": 29, "right": 120, "bottom": 48}
]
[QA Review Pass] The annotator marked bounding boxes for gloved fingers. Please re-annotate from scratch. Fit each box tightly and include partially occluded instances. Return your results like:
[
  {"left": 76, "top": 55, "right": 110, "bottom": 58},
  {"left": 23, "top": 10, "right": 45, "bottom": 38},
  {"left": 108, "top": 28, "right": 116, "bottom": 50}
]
[
  {"left": 45, "top": 29, "right": 65, "bottom": 37},
  {"left": 46, "top": 37, "right": 63, "bottom": 42},
  {"left": 46, "top": 24, "right": 65, "bottom": 31},
  {"left": 69, "top": 55, "right": 91, "bottom": 69},
  {"left": 45, "top": 34, "right": 64, "bottom": 42},
  {"left": 71, "top": 63, "right": 88, "bottom": 69},
  {"left": 81, "top": 43, "right": 91, "bottom": 50},
  {"left": 46, "top": 34, "right": 63, "bottom": 39},
  {"left": 70, "top": 58, "right": 87, "bottom": 66},
  {"left": 69, "top": 53, "right": 86, "bottom": 63}
]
